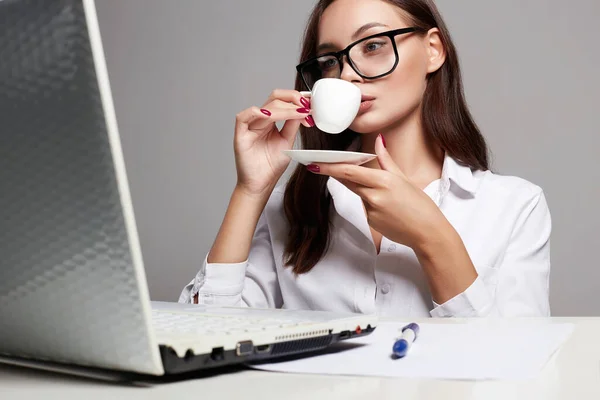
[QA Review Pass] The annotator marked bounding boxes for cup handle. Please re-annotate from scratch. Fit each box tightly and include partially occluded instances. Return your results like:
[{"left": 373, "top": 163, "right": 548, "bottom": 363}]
[{"left": 300, "top": 91, "right": 312, "bottom": 98}]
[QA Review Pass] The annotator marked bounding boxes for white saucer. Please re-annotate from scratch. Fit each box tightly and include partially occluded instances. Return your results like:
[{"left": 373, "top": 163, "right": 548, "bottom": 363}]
[{"left": 283, "top": 150, "right": 377, "bottom": 166}]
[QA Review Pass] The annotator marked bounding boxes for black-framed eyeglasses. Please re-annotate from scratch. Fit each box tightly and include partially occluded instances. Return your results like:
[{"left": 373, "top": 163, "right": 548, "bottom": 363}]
[{"left": 296, "top": 27, "right": 423, "bottom": 91}]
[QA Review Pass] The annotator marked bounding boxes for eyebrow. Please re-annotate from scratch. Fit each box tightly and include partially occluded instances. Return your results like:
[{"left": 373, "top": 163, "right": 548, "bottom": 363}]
[{"left": 316, "top": 22, "right": 390, "bottom": 53}]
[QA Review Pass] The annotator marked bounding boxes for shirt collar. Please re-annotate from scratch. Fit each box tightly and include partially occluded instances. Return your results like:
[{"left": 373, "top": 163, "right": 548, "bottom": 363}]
[{"left": 441, "top": 154, "right": 479, "bottom": 195}]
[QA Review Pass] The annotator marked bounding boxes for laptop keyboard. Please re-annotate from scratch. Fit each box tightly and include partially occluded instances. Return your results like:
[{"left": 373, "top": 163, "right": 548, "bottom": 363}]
[{"left": 151, "top": 309, "right": 302, "bottom": 336}]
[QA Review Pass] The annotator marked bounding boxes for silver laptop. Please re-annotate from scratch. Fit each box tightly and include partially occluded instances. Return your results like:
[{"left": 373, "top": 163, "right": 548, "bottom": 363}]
[{"left": 0, "top": 0, "right": 377, "bottom": 377}]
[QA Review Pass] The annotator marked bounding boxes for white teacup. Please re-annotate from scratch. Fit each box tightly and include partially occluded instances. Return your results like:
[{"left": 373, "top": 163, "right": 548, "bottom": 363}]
[{"left": 304, "top": 78, "right": 361, "bottom": 134}]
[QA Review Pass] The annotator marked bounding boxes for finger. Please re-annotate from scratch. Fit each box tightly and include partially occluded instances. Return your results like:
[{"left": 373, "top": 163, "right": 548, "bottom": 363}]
[
  {"left": 307, "top": 163, "right": 382, "bottom": 187},
  {"left": 249, "top": 106, "right": 312, "bottom": 131},
  {"left": 297, "top": 114, "right": 315, "bottom": 129},
  {"left": 304, "top": 115, "right": 315, "bottom": 128},
  {"left": 265, "top": 98, "right": 305, "bottom": 110},
  {"left": 300, "top": 116, "right": 313, "bottom": 128},
  {"left": 235, "top": 106, "right": 271, "bottom": 129},
  {"left": 337, "top": 178, "right": 379, "bottom": 205},
  {"left": 375, "top": 134, "right": 406, "bottom": 178},
  {"left": 265, "top": 99, "right": 313, "bottom": 118},
  {"left": 264, "top": 89, "right": 311, "bottom": 109},
  {"left": 337, "top": 178, "right": 364, "bottom": 194},
  {"left": 280, "top": 118, "right": 303, "bottom": 143}
]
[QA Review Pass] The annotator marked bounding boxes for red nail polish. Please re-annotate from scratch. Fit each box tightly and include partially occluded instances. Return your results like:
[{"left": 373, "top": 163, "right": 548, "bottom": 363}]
[
  {"left": 300, "top": 97, "right": 311, "bottom": 108},
  {"left": 260, "top": 109, "right": 272, "bottom": 116},
  {"left": 379, "top": 133, "right": 387, "bottom": 148},
  {"left": 297, "top": 108, "right": 310, "bottom": 114},
  {"left": 306, "top": 115, "right": 315, "bottom": 127},
  {"left": 307, "top": 164, "right": 320, "bottom": 173}
]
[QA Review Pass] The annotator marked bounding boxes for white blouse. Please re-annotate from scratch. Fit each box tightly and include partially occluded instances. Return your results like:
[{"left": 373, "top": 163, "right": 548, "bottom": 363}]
[{"left": 179, "top": 155, "right": 551, "bottom": 318}]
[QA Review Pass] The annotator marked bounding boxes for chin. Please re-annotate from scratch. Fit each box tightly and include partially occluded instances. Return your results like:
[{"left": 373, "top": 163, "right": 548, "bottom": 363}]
[{"left": 349, "top": 112, "right": 391, "bottom": 134}]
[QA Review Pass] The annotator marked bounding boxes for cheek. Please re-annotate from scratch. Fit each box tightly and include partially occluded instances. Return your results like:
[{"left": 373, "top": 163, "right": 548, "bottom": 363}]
[
  {"left": 383, "top": 52, "right": 428, "bottom": 110},
  {"left": 349, "top": 43, "right": 429, "bottom": 134},
  {"left": 351, "top": 55, "right": 427, "bottom": 133}
]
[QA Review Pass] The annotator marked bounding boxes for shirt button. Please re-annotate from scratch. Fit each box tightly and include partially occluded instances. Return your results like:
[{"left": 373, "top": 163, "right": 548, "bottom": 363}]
[
  {"left": 380, "top": 284, "right": 391, "bottom": 294},
  {"left": 387, "top": 244, "right": 397, "bottom": 252}
]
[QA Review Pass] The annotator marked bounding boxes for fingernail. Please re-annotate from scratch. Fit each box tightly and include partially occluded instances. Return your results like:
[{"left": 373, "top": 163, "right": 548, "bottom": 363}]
[
  {"left": 307, "top": 164, "right": 320, "bottom": 173},
  {"left": 260, "top": 109, "right": 272, "bottom": 116},
  {"left": 300, "top": 97, "right": 311, "bottom": 108},
  {"left": 379, "top": 133, "right": 387, "bottom": 148},
  {"left": 305, "top": 115, "right": 315, "bottom": 127},
  {"left": 297, "top": 108, "right": 310, "bottom": 114}
]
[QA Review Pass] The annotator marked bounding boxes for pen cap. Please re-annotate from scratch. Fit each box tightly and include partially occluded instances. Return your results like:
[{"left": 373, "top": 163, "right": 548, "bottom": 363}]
[{"left": 402, "top": 323, "right": 420, "bottom": 338}]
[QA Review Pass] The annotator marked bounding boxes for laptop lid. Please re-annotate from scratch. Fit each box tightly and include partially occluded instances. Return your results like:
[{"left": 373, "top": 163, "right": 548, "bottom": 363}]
[{"left": 0, "top": 0, "right": 163, "bottom": 375}]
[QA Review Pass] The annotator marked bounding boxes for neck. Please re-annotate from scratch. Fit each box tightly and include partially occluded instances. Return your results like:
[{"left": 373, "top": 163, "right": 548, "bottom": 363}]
[{"left": 359, "top": 108, "right": 444, "bottom": 189}]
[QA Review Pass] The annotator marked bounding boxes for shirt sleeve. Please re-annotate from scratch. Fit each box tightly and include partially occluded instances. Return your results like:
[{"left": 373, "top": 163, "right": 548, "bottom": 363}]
[
  {"left": 431, "top": 188, "right": 551, "bottom": 317},
  {"left": 178, "top": 212, "right": 282, "bottom": 308}
]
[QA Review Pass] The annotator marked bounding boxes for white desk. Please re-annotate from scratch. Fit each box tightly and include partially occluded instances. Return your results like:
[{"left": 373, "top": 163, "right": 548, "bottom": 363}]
[{"left": 1, "top": 318, "right": 599, "bottom": 400}]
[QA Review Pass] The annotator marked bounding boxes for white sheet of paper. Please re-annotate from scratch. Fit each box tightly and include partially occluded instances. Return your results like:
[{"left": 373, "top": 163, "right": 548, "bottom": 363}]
[{"left": 250, "top": 320, "right": 574, "bottom": 380}]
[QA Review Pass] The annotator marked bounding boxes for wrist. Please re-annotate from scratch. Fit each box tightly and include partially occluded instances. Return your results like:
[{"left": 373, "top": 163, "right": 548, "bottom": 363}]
[
  {"left": 413, "top": 219, "right": 478, "bottom": 304},
  {"left": 233, "top": 183, "right": 273, "bottom": 208},
  {"left": 414, "top": 219, "right": 459, "bottom": 261}
]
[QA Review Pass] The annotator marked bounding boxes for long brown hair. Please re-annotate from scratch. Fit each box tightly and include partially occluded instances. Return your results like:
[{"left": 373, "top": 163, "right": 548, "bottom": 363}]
[{"left": 283, "top": 0, "right": 489, "bottom": 274}]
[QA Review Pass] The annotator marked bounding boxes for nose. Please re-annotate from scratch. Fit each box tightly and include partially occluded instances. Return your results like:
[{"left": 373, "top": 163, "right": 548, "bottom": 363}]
[{"left": 339, "top": 56, "right": 363, "bottom": 84}]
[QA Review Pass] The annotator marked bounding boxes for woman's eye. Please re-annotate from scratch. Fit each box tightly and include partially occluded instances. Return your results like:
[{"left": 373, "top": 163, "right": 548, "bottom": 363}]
[
  {"left": 365, "top": 41, "right": 385, "bottom": 52},
  {"left": 319, "top": 58, "right": 338, "bottom": 70}
]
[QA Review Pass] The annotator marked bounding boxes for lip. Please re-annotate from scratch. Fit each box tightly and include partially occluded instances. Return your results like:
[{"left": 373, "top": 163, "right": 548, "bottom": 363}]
[
  {"left": 358, "top": 95, "right": 375, "bottom": 113},
  {"left": 358, "top": 100, "right": 374, "bottom": 113},
  {"left": 361, "top": 95, "right": 376, "bottom": 102}
]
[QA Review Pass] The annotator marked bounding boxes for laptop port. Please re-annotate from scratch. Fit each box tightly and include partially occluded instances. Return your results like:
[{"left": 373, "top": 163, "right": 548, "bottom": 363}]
[
  {"left": 255, "top": 344, "right": 271, "bottom": 354},
  {"left": 236, "top": 341, "right": 254, "bottom": 356},
  {"left": 339, "top": 330, "right": 351, "bottom": 339},
  {"left": 210, "top": 347, "right": 225, "bottom": 362}
]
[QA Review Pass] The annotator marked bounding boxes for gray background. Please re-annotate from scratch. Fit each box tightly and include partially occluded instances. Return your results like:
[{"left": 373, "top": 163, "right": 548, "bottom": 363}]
[{"left": 94, "top": 0, "right": 599, "bottom": 316}]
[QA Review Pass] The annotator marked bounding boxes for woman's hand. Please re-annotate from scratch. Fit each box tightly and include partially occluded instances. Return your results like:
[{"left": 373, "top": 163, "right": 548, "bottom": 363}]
[
  {"left": 234, "top": 89, "right": 314, "bottom": 198},
  {"left": 307, "top": 134, "right": 479, "bottom": 304},
  {"left": 306, "top": 134, "right": 448, "bottom": 251}
]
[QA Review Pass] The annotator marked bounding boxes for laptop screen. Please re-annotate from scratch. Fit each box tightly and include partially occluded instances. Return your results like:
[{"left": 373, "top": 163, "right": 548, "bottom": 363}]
[{"left": 0, "top": 0, "right": 162, "bottom": 375}]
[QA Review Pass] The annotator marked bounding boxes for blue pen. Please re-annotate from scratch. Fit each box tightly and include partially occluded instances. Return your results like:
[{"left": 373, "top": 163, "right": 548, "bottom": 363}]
[{"left": 392, "top": 322, "right": 420, "bottom": 358}]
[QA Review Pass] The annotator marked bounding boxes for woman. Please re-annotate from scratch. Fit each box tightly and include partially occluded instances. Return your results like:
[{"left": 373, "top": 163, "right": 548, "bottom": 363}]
[{"left": 179, "top": 0, "right": 551, "bottom": 317}]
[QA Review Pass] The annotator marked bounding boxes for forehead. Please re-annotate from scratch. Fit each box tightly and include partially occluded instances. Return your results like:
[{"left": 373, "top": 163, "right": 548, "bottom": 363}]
[{"left": 318, "top": 0, "right": 410, "bottom": 46}]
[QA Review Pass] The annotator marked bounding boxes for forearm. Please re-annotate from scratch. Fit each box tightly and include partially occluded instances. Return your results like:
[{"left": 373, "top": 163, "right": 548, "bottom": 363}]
[
  {"left": 414, "top": 220, "right": 478, "bottom": 305},
  {"left": 207, "top": 184, "right": 272, "bottom": 264}
]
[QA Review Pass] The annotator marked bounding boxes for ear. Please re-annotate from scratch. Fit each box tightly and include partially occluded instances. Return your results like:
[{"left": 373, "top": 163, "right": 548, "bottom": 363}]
[{"left": 425, "top": 28, "right": 446, "bottom": 74}]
